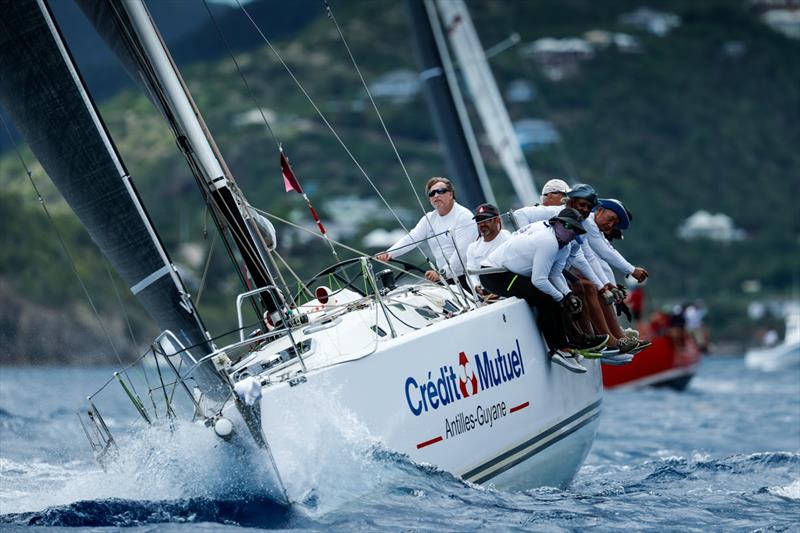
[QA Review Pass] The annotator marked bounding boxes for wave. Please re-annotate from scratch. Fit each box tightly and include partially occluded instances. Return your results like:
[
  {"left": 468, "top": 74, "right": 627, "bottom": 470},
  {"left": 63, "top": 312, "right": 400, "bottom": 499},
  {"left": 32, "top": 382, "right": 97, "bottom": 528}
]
[{"left": 0, "top": 496, "right": 291, "bottom": 528}]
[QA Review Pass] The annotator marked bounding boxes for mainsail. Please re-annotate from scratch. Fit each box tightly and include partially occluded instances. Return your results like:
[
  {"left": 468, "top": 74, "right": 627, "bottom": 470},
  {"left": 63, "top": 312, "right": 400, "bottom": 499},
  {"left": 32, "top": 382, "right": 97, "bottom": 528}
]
[
  {"left": 406, "top": 0, "right": 494, "bottom": 209},
  {"left": 435, "top": 0, "right": 538, "bottom": 206},
  {"left": 0, "top": 0, "right": 228, "bottom": 400}
]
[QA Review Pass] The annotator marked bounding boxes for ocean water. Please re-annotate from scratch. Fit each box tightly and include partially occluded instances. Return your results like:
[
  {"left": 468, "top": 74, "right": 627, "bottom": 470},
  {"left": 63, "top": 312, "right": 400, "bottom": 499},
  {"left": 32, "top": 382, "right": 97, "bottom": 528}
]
[{"left": 0, "top": 357, "right": 797, "bottom": 531}]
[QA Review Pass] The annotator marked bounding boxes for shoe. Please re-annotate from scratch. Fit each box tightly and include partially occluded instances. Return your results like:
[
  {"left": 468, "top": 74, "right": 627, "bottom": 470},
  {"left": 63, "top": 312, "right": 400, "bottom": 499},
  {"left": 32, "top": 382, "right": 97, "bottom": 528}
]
[
  {"left": 617, "top": 336, "right": 639, "bottom": 353},
  {"left": 551, "top": 350, "right": 587, "bottom": 373},
  {"left": 601, "top": 347, "right": 620, "bottom": 355},
  {"left": 601, "top": 353, "right": 634, "bottom": 365},
  {"left": 623, "top": 328, "right": 639, "bottom": 339},
  {"left": 568, "top": 334, "right": 609, "bottom": 352}
]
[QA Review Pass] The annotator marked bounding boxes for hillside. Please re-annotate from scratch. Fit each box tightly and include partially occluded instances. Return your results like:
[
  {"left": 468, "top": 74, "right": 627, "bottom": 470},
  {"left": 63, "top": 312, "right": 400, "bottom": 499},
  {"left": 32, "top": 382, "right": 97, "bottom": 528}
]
[{"left": 1, "top": 0, "right": 798, "bottom": 363}]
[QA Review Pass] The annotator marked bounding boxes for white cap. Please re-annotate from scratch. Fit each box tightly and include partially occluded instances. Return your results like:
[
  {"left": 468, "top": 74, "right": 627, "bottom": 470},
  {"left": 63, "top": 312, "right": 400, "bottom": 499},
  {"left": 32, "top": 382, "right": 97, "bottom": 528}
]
[{"left": 540, "top": 179, "right": 570, "bottom": 201}]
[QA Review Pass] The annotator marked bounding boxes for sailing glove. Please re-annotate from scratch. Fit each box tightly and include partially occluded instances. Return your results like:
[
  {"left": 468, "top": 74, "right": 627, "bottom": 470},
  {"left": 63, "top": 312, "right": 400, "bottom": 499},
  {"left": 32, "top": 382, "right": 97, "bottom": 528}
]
[{"left": 561, "top": 292, "right": 583, "bottom": 315}]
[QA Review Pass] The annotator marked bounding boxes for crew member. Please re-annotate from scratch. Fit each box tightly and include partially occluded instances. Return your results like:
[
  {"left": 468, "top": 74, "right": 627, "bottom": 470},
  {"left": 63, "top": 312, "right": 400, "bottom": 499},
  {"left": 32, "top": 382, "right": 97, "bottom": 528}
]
[
  {"left": 377, "top": 177, "right": 475, "bottom": 285},
  {"left": 479, "top": 208, "right": 590, "bottom": 374},
  {"left": 512, "top": 178, "right": 570, "bottom": 228},
  {"left": 450, "top": 203, "right": 510, "bottom": 293}
]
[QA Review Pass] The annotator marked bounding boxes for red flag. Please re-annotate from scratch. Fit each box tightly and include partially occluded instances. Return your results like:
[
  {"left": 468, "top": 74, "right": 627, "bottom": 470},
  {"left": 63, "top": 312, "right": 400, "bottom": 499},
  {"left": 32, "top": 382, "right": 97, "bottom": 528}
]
[{"left": 280, "top": 149, "right": 303, "bottom": 194}]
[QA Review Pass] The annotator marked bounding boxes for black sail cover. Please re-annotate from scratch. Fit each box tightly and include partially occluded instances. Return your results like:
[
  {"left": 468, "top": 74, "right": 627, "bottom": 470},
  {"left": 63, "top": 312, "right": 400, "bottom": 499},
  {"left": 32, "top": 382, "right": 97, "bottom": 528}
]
[{"left": 0, "top": 0, "right": 228, "bottom": 401}]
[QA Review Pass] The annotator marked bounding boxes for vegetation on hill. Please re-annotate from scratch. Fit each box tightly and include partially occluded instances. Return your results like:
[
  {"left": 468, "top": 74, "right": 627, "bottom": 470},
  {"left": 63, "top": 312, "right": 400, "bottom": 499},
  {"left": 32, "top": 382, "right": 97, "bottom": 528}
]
[{"left": 1, "top": 0, "right": 798, "bottom": 363}]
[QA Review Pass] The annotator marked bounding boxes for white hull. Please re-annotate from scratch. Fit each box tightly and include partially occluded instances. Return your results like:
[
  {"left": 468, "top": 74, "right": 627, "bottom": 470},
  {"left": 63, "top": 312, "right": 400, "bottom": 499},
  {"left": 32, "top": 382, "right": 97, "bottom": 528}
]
[
  {"left": 232, "top": 295, "right": 602, "bottom": 492},
  {"left": 745, "top": 342, "right": 800, "bottom": 372}
]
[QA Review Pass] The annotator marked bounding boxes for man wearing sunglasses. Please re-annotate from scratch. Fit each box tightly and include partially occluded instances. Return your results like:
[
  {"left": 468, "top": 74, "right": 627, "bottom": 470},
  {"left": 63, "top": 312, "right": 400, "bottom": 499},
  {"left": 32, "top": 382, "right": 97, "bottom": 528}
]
[
  {"left": 376, "top": 177, "right": 476, "bottom": 286},
  {"left": 479, "top": 208, "right": 596, "bottom": 374}
]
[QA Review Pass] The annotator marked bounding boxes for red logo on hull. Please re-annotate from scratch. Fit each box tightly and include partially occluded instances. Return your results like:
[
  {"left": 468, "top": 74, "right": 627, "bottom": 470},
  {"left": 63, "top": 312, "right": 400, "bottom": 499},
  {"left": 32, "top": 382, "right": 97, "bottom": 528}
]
[{"left": 458, "top": 351, "right": 478, "bottom": 398}]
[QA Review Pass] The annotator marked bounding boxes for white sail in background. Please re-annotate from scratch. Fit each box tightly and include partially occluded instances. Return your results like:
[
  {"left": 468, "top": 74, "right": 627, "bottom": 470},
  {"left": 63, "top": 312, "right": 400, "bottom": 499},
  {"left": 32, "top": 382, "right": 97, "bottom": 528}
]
[{"left": 435, "top": 0, "right": 538, "bottom": 206}]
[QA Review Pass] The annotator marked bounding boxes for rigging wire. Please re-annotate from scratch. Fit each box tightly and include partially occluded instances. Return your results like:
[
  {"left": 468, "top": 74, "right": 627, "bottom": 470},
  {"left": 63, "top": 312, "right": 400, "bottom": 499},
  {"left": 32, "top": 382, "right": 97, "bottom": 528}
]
[
  {"left": 0, "top": 113, "right": 138, "bottom": 393},
  {"left": 323, "top": 0, "right": 476, "bottom": 285},
  {"left": 201, "top": 0, "right": 280, "bottom": 149},
  {"left": 108, "top": 0, "right": 279, "bottom": 321},
  {"left": 234, "top": 0, "right": 411, "bottom": 235}
]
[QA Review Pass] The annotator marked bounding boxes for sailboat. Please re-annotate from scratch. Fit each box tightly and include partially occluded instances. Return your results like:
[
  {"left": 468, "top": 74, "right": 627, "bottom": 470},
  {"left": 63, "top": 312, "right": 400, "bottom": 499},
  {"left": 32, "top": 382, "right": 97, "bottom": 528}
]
[{"left": 0, "top": 0, "right": 602, "bottom": 498}]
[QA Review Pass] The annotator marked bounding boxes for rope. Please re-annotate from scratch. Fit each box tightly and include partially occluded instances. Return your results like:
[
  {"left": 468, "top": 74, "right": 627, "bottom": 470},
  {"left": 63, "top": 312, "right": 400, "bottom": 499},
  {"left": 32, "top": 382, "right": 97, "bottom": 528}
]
[{"left": 0, "top": 113, "right": 138, "bottom": 393}]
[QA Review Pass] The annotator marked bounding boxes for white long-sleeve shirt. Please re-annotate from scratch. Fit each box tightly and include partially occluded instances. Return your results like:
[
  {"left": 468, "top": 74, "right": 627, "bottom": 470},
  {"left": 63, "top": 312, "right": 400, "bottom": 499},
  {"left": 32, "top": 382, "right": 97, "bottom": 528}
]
[
  {"left": 484, "top": 223, "right": 569, "bottom": 301},
  {"left": 518, "top": 217, "right": 606, "bottom": 290},
  {"left": 387, "top": 203, "right": 476, "bottom": 276},
  {"left": 585, "top": 212, "right": 634, "bottom": 276},
  {"left": 453, "top": 229, "right": 510, "bottom": 287},
  {"left": 512, "top": 204, "right": 560, "bottom": 229}
]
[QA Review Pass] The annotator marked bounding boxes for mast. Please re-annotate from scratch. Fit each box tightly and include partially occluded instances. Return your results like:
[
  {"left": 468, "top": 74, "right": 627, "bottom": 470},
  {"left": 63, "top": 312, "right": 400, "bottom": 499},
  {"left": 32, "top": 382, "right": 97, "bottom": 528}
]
[
  {"left": 77, "top": 0, "right": 283, "bottom": 322},
  {"left": 406, "top": 0, "right": 494, "bottom": 209},
  {"left": 435, "top": 0, "right": 538, "bottom": 206},
  {"left": 0, "top": 0, "right": 229, "bottom": 402}
]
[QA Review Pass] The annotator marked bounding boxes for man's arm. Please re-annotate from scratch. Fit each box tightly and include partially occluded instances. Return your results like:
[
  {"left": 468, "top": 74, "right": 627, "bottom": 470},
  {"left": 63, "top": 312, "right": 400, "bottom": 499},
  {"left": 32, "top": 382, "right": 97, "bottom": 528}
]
[
  {"left": 378, "top": 214, "right": 429, "bottom": 261},
  {"left": 531, "top": 236, "right": 564, "bottom": 301},
  {"left": 567, "top": 246, "right": 604, "bottom": 289}
]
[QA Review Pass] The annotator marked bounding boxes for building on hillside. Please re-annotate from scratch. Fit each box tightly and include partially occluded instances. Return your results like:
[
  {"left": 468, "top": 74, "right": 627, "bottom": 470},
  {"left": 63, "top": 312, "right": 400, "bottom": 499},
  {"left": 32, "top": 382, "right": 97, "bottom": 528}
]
[
  {"left": 583, "top": 30, "right": 642, "bottom": 53},
  {"left": 619, "top": 7, "right": 681, "bottom": 36},
  {"left": 761, "top": 8, "right": 800, "bottom": 39},
  {"left": 362, "top": 228, "right": 409, "bottom": 249},
  {"left": 368, "top": 69, "right": 421, "bottom": 103},
  {"left": 676, "top": 210, "right": 745, "bottom": 242},
  {"left": 505, "top": 79, "right": 536, "bottom": 103},
  {"left": 520, "top": 37, "right": 593, "bottom": 81},
  {"left": 513, "top": 118, "right": 560, "bottom": 150}
]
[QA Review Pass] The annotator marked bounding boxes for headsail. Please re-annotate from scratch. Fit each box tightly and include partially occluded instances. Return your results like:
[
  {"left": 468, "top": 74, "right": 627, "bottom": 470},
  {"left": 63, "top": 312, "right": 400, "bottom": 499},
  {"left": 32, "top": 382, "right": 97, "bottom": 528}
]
[
  {"left": 0, "top": 0, "right": 228, "bottom": 401},
  {"left": 77, "top": 0, "right": 283, "bottom": 322}
]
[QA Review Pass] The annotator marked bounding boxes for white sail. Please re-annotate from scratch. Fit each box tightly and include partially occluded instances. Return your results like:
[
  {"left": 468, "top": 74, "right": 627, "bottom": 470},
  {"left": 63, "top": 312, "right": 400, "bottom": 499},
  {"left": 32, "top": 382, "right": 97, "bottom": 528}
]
[{"left": 435, "top": 0, "right": 538, "bottom": 206}]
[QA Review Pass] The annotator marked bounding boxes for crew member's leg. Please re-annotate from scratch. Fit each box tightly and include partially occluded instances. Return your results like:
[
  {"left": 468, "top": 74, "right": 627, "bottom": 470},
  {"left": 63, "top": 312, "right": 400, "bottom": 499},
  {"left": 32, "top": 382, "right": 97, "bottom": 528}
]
[{"left": 480, "top": 272, "right": 568, "bottom": 352}]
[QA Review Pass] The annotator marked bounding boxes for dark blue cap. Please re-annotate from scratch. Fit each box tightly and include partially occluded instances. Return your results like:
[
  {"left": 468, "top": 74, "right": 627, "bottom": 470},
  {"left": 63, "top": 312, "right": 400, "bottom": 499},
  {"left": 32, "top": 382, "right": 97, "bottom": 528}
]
[{"left": 598, "top": 198, "right": 631, "bottom": 230}]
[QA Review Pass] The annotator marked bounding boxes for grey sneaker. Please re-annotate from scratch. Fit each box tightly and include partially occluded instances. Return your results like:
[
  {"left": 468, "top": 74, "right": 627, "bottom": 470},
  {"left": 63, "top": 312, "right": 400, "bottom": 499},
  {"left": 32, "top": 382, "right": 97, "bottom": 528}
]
[
  {"left": 617, "top": 336, "right": 639, "bottom": 353},
  {"left": 551, "top": 350, "right": 587, "bottom": 373}
]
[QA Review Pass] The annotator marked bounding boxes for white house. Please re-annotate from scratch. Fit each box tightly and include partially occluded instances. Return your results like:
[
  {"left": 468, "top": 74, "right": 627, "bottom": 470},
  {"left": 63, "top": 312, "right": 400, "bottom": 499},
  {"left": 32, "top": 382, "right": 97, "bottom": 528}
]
[
  {"left": 619, "top": 7, "right": 682, "bottom": 36},
  {"left": 676, "top": 210, "right": 745, "bottom": 242}
]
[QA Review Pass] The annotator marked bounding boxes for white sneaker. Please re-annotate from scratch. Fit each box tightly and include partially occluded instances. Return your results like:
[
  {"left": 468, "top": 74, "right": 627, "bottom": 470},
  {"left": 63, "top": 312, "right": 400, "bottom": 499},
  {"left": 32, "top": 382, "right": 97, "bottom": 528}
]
[
  {"left": 551, "top": 350, "right": 587, "bottom": 373},
  {"left": 601, "top": 353, "right": 634, "bottom": 365}
]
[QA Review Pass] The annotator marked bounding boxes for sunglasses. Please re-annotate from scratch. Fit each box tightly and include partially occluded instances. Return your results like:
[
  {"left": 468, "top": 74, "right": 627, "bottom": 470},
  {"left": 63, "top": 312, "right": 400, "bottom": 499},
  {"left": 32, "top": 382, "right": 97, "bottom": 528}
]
[
  {"left": 428, "top": 188, "right": 451, "bottom": 197},
  {"left": 561, "top": 222, "right": 579, "bottom": 231}
]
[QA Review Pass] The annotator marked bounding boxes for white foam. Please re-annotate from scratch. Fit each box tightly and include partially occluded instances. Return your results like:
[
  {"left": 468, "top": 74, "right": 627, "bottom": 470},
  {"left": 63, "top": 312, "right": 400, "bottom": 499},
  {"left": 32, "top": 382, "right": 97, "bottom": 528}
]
[{"left": 770, "top": 479, "right": 800, "bottom": 501}]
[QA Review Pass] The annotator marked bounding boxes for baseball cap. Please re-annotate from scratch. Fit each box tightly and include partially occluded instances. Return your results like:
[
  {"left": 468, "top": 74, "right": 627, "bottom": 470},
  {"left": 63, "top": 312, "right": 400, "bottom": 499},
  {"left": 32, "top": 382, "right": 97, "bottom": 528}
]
[
  {"left": 540, "top": 179, "right": 570, "bottom": 197},
  {"left": 473, "top": 203, "right": 500, "bottom": 221},
  {"left": 567, "top": 183, "right": 598, "bottom": 206}
]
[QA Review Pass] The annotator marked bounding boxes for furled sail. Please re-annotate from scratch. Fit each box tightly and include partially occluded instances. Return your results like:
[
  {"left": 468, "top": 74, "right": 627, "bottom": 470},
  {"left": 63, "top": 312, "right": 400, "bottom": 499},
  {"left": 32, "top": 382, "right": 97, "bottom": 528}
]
[
  {"left": 435, "top": 0, "right": 538, "bottom": 206},
  {"left": 76, "top": 0, "right": 282, "bottom": 320},
  {"left": 406, "top": 0, "right": 493, "bottom": 209},
  {"left": 0, "top": 0, "right": 228, "bottom": 401}
]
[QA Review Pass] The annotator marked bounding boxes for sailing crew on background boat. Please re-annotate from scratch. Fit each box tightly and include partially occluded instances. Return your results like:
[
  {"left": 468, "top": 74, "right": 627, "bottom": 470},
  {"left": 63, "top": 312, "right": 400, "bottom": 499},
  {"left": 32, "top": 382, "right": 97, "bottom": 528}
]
[
  {"left": 451, "top": 203, "right": 510, "bottom": 295},
  {"left": 377, "top": 177, "right": 475, "bottom": 287},
  {"left": 479, "top": 208, "right": 594, "bottom": 374}
]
